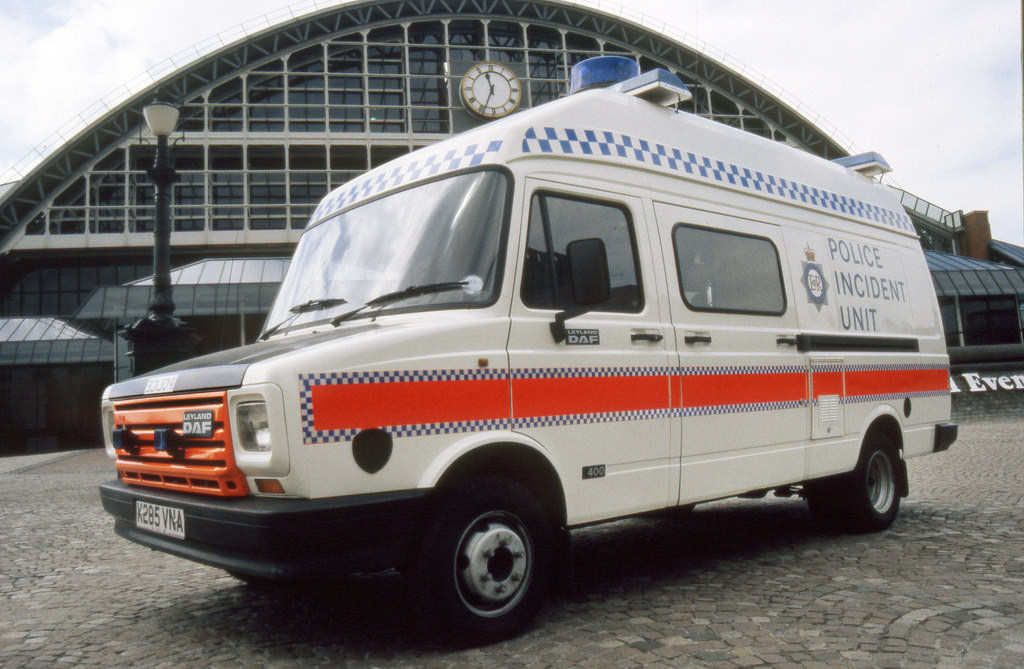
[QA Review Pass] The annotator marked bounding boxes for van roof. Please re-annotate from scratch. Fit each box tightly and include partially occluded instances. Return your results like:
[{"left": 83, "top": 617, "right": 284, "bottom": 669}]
[{"left": 309, "top": 84, "right": 916, "bottom": 239}]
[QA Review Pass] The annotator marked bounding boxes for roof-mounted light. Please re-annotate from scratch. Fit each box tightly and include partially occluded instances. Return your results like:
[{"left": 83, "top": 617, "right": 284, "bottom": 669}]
[
  {"left": 611, "top": 69, "right": 692, "bottom": 107},
  {"left": 832, "top": 151, "right": 893, "bottom": 177},
  {"left": 569, "top": 56, "right": 641, "bottom": 94},
  {"left": 569, "top": 56, "right": 692, "bottom": 108}
]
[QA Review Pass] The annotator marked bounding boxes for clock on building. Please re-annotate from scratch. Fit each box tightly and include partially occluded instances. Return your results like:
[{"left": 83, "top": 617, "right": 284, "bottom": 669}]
[{"left": 460, "top": 62, "right": 522, "bottom": 119}]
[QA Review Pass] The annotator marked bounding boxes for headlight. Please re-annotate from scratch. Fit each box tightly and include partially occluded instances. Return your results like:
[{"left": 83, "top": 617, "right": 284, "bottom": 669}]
[
  {"left": 101, "top": 406, "right": 116, "bottom": 455},
  {"left": 237, "top": 401, "right": 272, "bottom": 452}
]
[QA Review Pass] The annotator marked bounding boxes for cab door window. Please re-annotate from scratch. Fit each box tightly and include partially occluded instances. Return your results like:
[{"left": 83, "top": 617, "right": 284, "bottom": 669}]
[{"left": 520, "top": 192, "right": 642, "bottom": 312}]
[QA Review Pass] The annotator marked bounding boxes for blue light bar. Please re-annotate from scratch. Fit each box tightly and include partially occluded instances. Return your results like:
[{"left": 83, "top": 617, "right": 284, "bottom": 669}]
[{"left": 570, "top": 56, "right": 641, "bottom": 94}]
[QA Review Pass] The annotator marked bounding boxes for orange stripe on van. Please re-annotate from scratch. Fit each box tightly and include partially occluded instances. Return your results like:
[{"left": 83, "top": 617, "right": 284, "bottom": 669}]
[
  {"left": 681, "top": 371, "right": 807, "bottom": 408},
  {"left": 811, "top": 371, "right": 845, "bottom": 398},
  {"left": 311, "top": 378, "right": 510, "bottom": 432},
  {"left": 511, "top": 373, "right": 670, "bottom": 418},
  {"left": 846, "top": 366, "right": 949, "bottom": 398},
  {"left": 299, "top": 364, "right": 949, "bottom": 444}
]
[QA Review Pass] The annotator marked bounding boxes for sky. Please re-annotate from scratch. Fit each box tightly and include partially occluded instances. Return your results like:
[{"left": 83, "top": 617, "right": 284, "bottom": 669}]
[{"left": 0, "top": 0, "right": 1020, "bottom": 243}]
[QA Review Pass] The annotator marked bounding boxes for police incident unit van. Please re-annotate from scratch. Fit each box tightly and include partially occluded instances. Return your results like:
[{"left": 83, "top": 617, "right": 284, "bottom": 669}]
[{"left": 99, "top": 57, "right": 957, "bottom": 641}]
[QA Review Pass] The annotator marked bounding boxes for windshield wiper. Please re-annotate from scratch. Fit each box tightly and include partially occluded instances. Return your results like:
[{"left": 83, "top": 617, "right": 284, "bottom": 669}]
[
  {"left": 331, "top": 281, "right": 468, "bottom": 327},
  {"left": 288, "top": 297, "right": 348, "bottom": 314},
  {"left": 259, "top": 297, "right": 349, "bottom": 341}
]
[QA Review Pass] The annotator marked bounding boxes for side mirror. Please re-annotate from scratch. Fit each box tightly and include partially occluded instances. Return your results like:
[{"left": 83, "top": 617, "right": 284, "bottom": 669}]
[
  {"left": 550, "top": 238, "right": 611, "bottom": 343},
  {"left": 567, "top": 238, "right": 611, "bottom": 306}
]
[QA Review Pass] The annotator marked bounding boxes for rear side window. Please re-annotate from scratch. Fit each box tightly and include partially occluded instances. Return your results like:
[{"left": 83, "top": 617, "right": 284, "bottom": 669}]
[
  {"left": 521, "top": 192, "right": 642, "bottom": 312},
  {"left": 673, "top": 224, "right": 785, "bottom": 315}
]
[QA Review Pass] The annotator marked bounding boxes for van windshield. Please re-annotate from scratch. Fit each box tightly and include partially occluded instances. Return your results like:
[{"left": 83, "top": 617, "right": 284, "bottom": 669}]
[{"left": 264, "top": 169, "right": 509, "bottom": 336}]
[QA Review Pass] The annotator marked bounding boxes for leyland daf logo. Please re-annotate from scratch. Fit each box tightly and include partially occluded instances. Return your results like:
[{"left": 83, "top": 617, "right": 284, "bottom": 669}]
[
  {"left": 801, "top": 245, "right": 829, "bottom": 311},
  {"left": 565, "top": 328, "right": 600, "bottom": 345}
]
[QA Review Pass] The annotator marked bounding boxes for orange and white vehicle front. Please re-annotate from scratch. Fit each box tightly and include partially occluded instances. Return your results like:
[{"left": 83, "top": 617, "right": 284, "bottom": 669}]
[{"left": 99, "top": 151, "right": 521, "bottom": 582}]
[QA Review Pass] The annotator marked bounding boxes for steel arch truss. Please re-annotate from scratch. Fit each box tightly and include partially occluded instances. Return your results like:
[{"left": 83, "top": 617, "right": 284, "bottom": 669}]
[{"left": 0, "top": 0, "right": 845, "bottom": 244}]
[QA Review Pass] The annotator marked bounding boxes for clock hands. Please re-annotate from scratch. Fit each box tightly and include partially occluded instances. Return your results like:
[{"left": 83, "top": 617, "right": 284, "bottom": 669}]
[{"left": 484, "top": 72, "right": 496, "bottom": 105}]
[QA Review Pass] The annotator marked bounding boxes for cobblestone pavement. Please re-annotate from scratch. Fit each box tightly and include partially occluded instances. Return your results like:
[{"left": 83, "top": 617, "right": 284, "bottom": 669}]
[{"left": 2, "top": 420, "right": 1023, "bottom": 668}]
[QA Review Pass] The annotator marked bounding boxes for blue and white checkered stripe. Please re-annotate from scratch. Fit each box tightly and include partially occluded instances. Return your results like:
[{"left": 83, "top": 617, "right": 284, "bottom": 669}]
[
  {"left": 304, "top": 418, "right": 514, "bottom": 445},
  {"left": 681, "top": 399, "right": 807, "bottom": 417},
  {"left": 845, "top": 363, "right": 948, "bottom": 373},
  {"left": 309, "top": 140, "right": 504, "bottom": 224},
  {"left": 522, "top": 126, "right": 913, "bottom": 233},
  {"left": 845, "top": 389, "right": 949, "bottom": 405},
  {"left": 511, "top": 365, "right": 673, "bottom": 380},
  {"left": 679, "top": 364, "right": 806, "bottom": 376},
  {"left": 302, "top": 368, "right": 507, "bottom": 387},
  {"left": 512, "top": 408, "right": 676, "bottom": 430}
]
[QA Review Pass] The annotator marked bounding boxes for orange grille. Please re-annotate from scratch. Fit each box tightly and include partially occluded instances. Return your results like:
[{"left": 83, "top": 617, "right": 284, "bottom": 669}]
[{"left": 111, "top": 391, "right": 249, "bottom": 497}]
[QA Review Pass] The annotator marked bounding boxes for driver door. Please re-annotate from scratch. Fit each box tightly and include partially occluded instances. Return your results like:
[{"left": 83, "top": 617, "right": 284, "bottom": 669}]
[{"left": 506, "top": 181, "right": 676, "bottom": 525}]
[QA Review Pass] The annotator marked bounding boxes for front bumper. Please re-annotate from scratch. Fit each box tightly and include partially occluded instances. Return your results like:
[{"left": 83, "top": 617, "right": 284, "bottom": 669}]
[{"left": 99, "top": 480, "right": 428, "bottom": 580}]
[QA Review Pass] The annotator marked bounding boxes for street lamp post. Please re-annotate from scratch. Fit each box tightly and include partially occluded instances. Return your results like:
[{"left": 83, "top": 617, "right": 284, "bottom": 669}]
[{"left": 121, "top": 101, "right": 200, "bottom": 376}]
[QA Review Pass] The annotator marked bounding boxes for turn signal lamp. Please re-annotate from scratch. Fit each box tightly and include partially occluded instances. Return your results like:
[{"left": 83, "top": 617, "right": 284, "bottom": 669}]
[{"left": 255, "top": 479, "right": 285, "bottom": 494}]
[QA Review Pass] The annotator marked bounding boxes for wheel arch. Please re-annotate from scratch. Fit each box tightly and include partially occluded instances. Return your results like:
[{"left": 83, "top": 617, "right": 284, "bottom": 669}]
[{"left": 432, "top": 441, "right": 567, "bottom": 530}]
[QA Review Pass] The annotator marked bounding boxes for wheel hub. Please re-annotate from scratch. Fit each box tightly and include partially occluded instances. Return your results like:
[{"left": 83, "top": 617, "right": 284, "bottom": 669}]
[
  {"left": 459, "top": 521, "right": 529, "bottom": 607},
  {"left": 866, "top": 450, "right": 895, "bottom": 514}
]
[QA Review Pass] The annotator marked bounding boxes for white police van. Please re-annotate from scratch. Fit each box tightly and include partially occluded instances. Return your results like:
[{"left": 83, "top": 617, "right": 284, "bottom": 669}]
[{"left": 99, "top": 57, "right": 956, "bottom": 641}]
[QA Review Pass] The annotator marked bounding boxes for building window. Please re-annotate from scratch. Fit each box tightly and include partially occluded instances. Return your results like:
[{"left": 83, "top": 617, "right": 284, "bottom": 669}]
[
  {"left": 961, "top": 296, "right": 1022, "bottom": 345},
  {"left": 0, "top": 262, "right": 148, "bottom": 317}
]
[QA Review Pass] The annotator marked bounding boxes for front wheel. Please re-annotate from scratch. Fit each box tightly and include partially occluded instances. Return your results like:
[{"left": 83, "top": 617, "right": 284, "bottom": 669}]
[{"left": 408, "top": 476, "right": 553, "bottom": 643}]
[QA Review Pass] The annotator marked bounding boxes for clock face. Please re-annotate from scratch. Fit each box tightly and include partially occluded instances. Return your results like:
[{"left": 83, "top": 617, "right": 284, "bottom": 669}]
[{"left": 460, "top": 62, "right": 522, "bottom": 119}]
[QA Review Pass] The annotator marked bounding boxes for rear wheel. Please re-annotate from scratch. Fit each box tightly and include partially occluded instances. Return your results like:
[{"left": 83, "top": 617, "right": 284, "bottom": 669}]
[
  {"left": 408, "top": 476, "right": 553, "bottom": 643},
  {"left": 807, "top": 434, "right": 901, "bottom": 533}
]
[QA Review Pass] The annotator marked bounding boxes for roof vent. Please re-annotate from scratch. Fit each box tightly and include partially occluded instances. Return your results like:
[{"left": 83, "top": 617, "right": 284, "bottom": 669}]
[
  {"left": 611, "top": 69, "right": 692, "bottom": 107},
  {"left": 832, "top": 151, "right": 892, "bottom": 177}
]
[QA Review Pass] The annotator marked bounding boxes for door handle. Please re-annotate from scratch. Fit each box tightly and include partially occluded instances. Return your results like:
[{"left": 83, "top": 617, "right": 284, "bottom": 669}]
[
  {"left": 631, "top": 332, "right": 664, "bottom": 343},
  {"left": 684, "top": 332, "right": 712, "bottom": 345},
  {"left": 776, "top": 335, "right": 798, "bottom": 347}
]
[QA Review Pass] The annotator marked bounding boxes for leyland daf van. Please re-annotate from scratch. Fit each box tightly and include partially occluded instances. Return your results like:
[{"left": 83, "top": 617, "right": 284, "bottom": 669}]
[{"left": 99, "top": 57, "right": 957, "bottom": 641}]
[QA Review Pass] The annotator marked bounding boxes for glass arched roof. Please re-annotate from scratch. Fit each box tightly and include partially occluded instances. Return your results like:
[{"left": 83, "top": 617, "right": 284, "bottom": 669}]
[{"left": 0, "top": 0, "right": 848, "bottom": 254}]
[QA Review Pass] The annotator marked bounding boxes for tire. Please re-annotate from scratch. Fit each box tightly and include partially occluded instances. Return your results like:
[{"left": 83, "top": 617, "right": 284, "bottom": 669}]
[
  {"left": 848, "top": 439, "right": 901, "bottom": 532},
  {"left": 408, "top": 476, "right": 553, "bottom": 644},
  {"left": 807, "top": 434, "right": 901, "bottom": 533}
]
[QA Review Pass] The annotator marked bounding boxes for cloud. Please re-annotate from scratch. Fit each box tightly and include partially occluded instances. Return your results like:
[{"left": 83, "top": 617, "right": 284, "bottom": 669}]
[{"left": 643, "top": 0, "right": 1022, "bottom": 242}]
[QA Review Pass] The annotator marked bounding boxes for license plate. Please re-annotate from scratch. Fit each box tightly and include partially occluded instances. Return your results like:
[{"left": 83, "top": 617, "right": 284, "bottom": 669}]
[{"left": 135, "top": 500, "right": 185, "bottom": 540}]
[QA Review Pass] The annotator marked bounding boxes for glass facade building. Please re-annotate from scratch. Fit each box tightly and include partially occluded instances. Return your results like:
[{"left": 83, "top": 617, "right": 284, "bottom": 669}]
[{"left": 0, "top": 0, "right": 980, "bottom": 453}]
